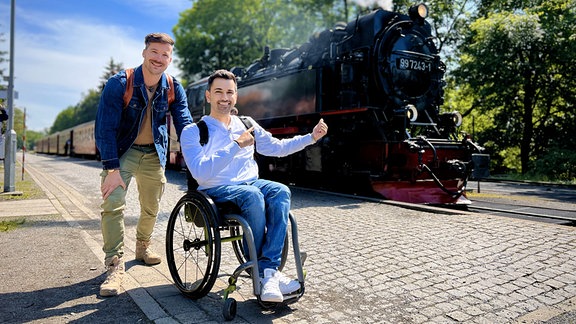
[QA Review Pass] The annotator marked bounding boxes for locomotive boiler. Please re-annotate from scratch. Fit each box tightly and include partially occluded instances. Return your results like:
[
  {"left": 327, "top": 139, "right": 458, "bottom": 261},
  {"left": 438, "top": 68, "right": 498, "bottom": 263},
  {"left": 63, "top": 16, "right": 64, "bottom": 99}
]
[{"left": 187, "top": 3, "right": 489, "bottom": 204}]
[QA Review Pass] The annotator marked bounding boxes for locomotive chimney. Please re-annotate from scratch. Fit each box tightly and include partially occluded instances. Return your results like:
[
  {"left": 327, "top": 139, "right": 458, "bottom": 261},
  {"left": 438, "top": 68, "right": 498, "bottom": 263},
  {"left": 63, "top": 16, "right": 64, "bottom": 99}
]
[{"left": 262, "top": 46, "right": 270, "bottom": 65}]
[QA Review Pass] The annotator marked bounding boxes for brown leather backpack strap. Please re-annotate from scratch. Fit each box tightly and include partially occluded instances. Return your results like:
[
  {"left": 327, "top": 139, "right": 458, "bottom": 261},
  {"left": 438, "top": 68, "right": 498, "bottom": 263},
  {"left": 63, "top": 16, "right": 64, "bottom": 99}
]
[
  {"left": 123, "top": 68, "right": 135, "bottom": 108},
  {"left": 123, "top": 69, "right": 174, "bottom": 107},
  {"left": 166, "top": 73, "right": 175, "bottom": 105}
]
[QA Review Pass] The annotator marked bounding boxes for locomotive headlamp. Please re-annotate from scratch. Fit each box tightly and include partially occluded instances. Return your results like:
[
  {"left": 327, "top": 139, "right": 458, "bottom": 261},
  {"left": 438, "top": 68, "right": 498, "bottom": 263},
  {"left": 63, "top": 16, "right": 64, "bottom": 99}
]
[
  {"left": 396, "top": 104, "right": 418, "bottom": 122},
  {"left": 406, "top": 104, "right": 418, "bottom": 122},
  {"left": 451, "top": 111, "right": 463, "bottom": 127},
  {"left": 409, "top": 3, "right": 429, "bottom": 21},
  {"left": 439, "top": 111, "right": 463, "bottom": 127}
]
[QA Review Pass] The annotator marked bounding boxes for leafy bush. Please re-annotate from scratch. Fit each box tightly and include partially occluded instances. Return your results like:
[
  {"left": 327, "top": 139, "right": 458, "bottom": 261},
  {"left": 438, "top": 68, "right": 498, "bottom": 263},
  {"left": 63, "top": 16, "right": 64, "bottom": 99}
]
[{"left": 529, "top": 147, "right": 576, "bottom": 183}]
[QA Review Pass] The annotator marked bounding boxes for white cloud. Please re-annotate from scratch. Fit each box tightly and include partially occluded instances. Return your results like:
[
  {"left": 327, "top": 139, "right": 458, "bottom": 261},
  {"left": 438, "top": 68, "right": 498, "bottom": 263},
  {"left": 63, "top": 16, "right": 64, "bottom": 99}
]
[{"left": 15, "top": 21, "right": 143, "bottom": 130}]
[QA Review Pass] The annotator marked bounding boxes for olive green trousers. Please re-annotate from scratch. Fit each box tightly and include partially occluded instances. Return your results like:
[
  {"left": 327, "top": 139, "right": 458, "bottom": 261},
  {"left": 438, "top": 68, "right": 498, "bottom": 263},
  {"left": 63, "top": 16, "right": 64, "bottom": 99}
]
[{"left": 100, "top": 146, "right": 166, "bottom": 260}]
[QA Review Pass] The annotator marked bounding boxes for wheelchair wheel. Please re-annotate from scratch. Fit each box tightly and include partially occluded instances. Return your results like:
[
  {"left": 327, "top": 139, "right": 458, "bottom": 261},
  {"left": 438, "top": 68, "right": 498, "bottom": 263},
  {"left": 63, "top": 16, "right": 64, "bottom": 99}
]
[
  {"left": 166, "top": 191, "right": 221, "bottom": 299},
  {"left": 223, "top": 297, "right": 237, "bottom": 321},
  {"left": 230, "top": 226, "right": 289, "bottom": 273}
]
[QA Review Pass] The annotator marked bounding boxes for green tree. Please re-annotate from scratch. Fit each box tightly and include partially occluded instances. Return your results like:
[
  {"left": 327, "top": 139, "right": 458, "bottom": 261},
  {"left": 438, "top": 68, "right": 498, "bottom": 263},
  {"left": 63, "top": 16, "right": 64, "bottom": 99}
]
[
  {"left": 173, "top": 0, "right": 474, "bottom": 79},
  {"left": 173, "top": 0, "right": 360, "bottom": 79},
  {"left": 20, "top": 107, "right": 43, "bottom": 151},
  {"left": 174, "top": 0, "right": 287, "bottom": 79},
  {"left": 50, "top": 106, "right": 75, "bottom": 134},
  {"left": 100, "top": 58, "right": 123, "bottom": 91},
  {"left": 450, "top": 0, "right": 576, "bottom": 179},
  {"left": 9, "top": 107, "right": 44, "bottom": 150},
  {"left": 50, "top": 89, "right": 101, "bottom": 133},
  {"left": 74, "top": 89, "right": 101, "bottom": 125}
]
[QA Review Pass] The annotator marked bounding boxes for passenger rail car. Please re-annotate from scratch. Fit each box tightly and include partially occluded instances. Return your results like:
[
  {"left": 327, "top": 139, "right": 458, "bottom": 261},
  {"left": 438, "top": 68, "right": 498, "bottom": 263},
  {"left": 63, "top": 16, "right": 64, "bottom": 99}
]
[
  {"left": 187, "top": 4, "right": 489, "bottom": 204},
  {"left": 35, "top": 117, "right": 182, "bottom": 166},
  {"left": 36, "top": 121, "right": 98, "bottom": 158}
]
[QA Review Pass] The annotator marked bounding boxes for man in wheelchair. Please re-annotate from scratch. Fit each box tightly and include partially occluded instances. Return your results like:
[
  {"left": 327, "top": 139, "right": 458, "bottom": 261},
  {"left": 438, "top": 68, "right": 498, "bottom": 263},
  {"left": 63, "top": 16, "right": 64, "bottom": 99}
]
[{"left": 180, "top": 69, "right": 328, "bottom": 303}]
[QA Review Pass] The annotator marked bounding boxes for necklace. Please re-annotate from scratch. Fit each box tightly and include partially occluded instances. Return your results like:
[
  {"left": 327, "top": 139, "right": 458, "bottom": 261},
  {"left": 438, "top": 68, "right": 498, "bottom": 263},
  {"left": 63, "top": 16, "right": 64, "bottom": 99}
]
[{"left": 146, "top": 81, "right": 158, "bottom": 93}]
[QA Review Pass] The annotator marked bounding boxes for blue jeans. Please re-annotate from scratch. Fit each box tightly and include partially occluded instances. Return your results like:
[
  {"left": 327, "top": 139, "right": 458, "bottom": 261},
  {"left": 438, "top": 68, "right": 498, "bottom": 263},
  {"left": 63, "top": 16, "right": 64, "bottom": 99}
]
[{"left": 204, "top": 179, "right": 290, "bottom": 276}]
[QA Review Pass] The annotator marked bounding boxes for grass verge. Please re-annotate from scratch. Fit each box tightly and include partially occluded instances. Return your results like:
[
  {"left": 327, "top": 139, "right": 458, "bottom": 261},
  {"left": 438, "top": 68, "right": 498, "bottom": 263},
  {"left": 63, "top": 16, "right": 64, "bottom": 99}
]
[
  {"left": 0, "top": 218, "right": 26, "bottom": 232},
  {"left": 0, "top": 160, "right": 46, "bottom": 201}
]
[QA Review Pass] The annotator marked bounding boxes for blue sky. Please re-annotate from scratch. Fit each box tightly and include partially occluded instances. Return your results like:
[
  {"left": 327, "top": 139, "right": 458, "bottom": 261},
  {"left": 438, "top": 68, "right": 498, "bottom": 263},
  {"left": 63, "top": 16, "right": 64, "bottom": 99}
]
[{"left": 0, "top": 0, "right": 191, "bottom": 131}]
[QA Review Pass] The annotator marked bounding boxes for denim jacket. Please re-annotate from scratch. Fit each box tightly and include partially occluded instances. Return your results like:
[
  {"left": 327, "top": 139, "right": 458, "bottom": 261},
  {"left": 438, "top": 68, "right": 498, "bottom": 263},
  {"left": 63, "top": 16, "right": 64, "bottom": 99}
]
[{"left": 95, "top": 65, "right": 193, "bottom": 170}]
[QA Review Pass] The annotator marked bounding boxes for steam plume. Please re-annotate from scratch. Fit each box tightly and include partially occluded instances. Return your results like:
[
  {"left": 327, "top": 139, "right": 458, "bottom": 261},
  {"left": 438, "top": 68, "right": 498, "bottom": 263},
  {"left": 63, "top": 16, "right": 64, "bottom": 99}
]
[{"left": 350, "top": 0, "right": 394, "bottom": 11}]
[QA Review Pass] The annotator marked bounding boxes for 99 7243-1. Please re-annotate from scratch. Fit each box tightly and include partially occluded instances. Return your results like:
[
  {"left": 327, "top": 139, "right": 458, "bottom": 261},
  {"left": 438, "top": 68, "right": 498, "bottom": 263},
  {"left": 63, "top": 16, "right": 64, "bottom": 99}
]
[{"left": 397, "top": 57, "right": 432, "bottom": 72}]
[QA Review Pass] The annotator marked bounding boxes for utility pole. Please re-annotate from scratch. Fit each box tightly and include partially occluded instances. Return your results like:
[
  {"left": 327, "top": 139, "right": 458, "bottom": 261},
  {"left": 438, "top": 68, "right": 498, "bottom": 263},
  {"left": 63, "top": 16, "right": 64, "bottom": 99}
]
[{"left": 3, "top": 0, "right": 16, "bottom": 192}]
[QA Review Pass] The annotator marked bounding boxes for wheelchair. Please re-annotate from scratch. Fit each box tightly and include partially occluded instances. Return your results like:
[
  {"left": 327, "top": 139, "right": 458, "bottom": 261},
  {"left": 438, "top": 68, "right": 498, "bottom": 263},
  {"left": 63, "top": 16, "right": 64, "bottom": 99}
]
[{"left": 165, "top": 190, "right": 307, "bottom": 321}]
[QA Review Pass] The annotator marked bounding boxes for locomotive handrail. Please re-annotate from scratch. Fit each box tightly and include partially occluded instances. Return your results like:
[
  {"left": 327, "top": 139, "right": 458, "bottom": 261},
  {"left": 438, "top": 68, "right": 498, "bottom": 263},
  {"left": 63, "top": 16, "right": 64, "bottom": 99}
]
[
  {"left": 413, "top": 136, "right": 468, "bottom": 199},
  {"left": 417, "top": 136, "right": 437, "bottom": 164},
  {"left": 420, "top": 163, "right": 467, "bottom": 199}
]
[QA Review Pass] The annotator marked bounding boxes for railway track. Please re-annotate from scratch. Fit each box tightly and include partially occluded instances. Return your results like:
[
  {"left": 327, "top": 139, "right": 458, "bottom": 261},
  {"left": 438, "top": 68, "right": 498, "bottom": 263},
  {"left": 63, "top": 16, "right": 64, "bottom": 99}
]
[
  {"left": 294, "top": 182, "right": 576, "bottom": 226},
  {"left": 463, "top": 180, "right": 576, "bottom": 225},
  {"left": 466, "top": 199, "right": 576, "bottom": 225}
]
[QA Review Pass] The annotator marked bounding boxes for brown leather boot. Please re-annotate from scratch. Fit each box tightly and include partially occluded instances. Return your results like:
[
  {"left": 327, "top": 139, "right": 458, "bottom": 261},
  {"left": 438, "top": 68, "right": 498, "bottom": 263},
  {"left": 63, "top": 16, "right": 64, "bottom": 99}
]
[
  {"left": 135, "top": 239, "right": 162, "bottom": 265},
  {"left": 100, "top": 255, "right": 124, "bottom": 297}
]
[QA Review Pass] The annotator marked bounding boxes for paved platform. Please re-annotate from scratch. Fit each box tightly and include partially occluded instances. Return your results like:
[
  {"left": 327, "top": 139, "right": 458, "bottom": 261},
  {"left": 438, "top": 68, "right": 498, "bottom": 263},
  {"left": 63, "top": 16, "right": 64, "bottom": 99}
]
[
  {"left": 1, "top": 153, "right": 575, "bottom": 323},
  {"left": 0, "top": 198, "right": 58, "bottom": 217}
]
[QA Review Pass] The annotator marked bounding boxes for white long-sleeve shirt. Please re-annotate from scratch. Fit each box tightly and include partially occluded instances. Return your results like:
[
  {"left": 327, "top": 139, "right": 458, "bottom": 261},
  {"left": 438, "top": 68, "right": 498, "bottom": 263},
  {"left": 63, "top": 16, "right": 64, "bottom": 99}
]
[{"left": 181, "top": 115, "right": 315, "bottom": 190}]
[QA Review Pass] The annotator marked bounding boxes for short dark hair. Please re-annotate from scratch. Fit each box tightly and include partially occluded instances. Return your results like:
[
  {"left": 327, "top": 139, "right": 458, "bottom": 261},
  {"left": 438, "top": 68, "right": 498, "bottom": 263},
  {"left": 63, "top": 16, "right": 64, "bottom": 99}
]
[
  {"left": 207, "top": 69, "right": 237, "bottom": 90},
  {"left": 144, "top": 33, "right": 175, "bottom": 48}
]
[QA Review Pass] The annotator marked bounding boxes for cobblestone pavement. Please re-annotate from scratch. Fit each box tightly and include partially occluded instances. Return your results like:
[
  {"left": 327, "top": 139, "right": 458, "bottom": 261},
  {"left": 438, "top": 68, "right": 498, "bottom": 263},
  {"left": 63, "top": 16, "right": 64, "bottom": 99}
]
[{"left": 11, "top": 153, "right": 576, "bottom": 323}]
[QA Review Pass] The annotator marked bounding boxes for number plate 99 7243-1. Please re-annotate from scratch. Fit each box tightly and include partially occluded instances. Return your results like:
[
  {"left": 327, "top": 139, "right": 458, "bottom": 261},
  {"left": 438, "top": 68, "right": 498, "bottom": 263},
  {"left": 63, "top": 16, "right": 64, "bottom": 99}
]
[{"left": 396, "top": 58, "right": 432, "bottom": 72}]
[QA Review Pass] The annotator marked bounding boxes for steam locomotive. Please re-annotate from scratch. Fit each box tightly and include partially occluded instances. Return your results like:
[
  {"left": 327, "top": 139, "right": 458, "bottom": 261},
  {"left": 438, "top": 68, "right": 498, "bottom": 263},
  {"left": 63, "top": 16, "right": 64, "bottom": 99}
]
[{"left": 187, "top": 3, "right": 489, "bottom": 204}]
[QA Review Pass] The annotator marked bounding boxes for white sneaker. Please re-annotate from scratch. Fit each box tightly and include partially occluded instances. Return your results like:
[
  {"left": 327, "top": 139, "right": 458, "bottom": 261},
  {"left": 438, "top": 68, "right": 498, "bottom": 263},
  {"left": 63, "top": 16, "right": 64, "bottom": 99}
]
[
  {"left": 277, "top": 271, "right": 300, "bottom": 294},
  {"left": 260, "top": 268, "right": 283, "bottom": 302}
]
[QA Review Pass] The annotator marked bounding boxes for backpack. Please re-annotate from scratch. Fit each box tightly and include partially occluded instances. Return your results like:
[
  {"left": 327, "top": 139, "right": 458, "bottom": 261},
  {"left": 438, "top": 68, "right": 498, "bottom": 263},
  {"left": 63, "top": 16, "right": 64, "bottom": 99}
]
[
  {"left": 187, "top": 116, "right": 254, "bottom": 191},
  {"left": 122, "top": 68, "right": 175, "bottom": 108}
]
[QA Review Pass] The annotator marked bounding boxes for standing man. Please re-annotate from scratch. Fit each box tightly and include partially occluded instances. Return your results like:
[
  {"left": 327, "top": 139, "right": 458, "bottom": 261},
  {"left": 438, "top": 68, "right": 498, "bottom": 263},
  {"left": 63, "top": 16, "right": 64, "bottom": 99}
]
[
  {"left": 95, "top": 33, "right": 192, "bottom": 297},
  {"left": 180, "top": 69, "right": 328, "bottom": 303}
]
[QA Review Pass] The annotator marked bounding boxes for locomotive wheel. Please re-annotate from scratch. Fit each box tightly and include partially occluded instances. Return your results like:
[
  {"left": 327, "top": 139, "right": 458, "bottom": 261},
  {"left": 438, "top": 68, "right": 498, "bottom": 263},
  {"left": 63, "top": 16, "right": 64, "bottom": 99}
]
[
  {"left": 230, "top": 225, "right": 289, "bottom": 274},
  {"left": 166, "top": 191, "right": 221, "bottom": 299}
]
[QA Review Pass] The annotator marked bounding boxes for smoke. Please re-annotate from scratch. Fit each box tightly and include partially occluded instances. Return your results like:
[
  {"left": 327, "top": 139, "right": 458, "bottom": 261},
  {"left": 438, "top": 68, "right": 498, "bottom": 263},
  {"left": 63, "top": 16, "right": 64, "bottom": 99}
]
[{"left": 350, "top": 0, "right": 394, "bottom": 11}]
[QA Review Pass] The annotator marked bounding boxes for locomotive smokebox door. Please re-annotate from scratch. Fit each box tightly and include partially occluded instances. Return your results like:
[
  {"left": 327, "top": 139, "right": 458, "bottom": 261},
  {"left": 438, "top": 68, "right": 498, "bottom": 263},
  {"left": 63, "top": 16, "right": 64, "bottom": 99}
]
[{"left": 471, "top": 154, "right": 490, "bottom": 179}]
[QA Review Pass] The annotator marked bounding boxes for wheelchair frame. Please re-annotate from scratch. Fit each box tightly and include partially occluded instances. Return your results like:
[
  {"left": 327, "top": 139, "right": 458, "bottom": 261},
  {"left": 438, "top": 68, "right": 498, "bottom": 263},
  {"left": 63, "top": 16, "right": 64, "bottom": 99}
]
[{"left": 165, "top": 190, "right": 306, "bottom": 320}]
